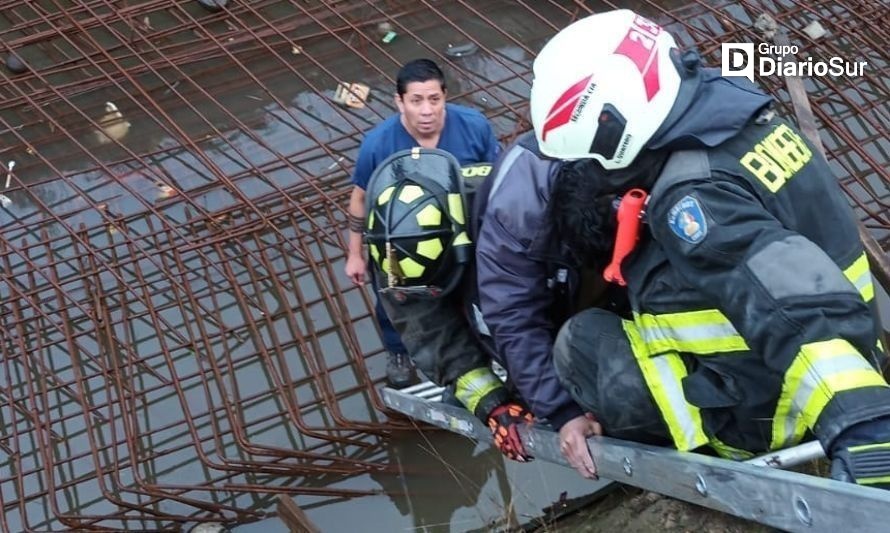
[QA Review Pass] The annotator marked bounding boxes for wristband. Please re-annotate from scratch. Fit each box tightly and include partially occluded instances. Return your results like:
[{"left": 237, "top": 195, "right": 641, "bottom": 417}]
[{"left": 348, "top": 214, "right": 365, "bottom": 233}]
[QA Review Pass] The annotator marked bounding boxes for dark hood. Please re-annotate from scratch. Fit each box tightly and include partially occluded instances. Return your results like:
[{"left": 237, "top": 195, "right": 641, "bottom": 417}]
[
  {"left": 562, "top": 147, "right": 670, "bottom": 195},
  {"left": 649, "top": 50, "right": 774, "bottom": 151}
]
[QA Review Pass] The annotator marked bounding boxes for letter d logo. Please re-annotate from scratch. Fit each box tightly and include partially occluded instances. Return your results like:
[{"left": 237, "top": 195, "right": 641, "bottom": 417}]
[{"left": 721, "top": 43, "right": 754, "bottom": 82}]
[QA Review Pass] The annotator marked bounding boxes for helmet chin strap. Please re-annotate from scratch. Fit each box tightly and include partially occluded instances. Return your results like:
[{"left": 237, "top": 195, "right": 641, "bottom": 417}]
[{"left": 385, "top": 241, "right": 405, "bottom": 288}]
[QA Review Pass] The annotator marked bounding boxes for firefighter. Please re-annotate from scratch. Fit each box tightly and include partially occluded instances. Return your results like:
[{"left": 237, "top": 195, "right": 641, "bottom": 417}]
[
  {"left": 488, "top": 8, "right": 890, "bottom": 486},
  {"left": 365, "top": 147, "right": 533, "bottom": 461}
]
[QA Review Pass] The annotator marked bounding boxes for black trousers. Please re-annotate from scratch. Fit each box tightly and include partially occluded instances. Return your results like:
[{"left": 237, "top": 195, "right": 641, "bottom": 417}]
[
  {"left": 552, "top": 308, "right": 673, "bottom": 447},
  {"left": 378, "top": 288, "right": 489, "bottom": 388}
]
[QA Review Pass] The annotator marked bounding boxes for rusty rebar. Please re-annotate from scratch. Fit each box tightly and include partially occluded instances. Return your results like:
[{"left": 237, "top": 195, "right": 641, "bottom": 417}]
[{"left": 0, "top": 0, "right": 886, "bottom": 530}]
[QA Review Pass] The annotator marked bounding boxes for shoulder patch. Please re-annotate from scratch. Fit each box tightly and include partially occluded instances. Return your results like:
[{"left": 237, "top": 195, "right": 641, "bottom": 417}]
[{"left": 667, "top": 195, "right": 708, "bottom": 244}]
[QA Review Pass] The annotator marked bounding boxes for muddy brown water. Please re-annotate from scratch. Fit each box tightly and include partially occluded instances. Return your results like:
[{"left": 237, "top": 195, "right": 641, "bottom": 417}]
[
  {"left": 2, "top": 0, "right": 882, "bottom": 531},
  {"left": 0, "top": 1, "right": 616, "bottom": 531}
]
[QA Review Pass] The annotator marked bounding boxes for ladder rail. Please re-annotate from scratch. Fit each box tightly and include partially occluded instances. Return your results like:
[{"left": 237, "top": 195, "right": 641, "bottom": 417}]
[{"left": 383, "top": 387, "right": 890, "bottom": 533}]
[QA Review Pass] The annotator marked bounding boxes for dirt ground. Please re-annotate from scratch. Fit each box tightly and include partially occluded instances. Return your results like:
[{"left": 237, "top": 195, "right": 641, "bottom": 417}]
[
  {"left": 534, "top": 486, "right": 774, "bottom": 533},
  {"left": 527, "top": 461, "right": 831, "bottom": 533}
]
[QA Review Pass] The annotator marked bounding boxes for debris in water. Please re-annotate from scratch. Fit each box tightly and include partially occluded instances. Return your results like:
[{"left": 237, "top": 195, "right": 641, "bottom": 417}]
[
  {"left": 753, "top": 14, "right": 778, "bottom": 41},
  {"left": 196, "top": 0, "right": 228, "bottom": 12},
  {"left": 0, "top": 195, "right": 10, "bottom": 208},
  {"left": 445, "top": 42, "right": 479, "bottom": 57},
  {"left": 94, "top": 102, "right": 131, "bottom": 144},
  {"left": 291, "top": 44, "right": 303, "bottom": 55},
  {"left": 333, "top": 82, "right": 369, "bottom": 109},
  {"left": 327, "top": 156, "right": 345, "bottom": 170},
  {"left": 803, "top": 20, "right": 828, "bottom": 40},
  {"left": 5, "top": 160, "right": 15, "bottom": 189},
  {"left": 377, "top": 22, "right": 393, "bottom": 35},
  {"left": 5, "top": 52, "right": 27, "bottom": 74},
  {"left": 189, "top": 521, "right": 229, "bottom": 533},
  {"left": 382, "top": 31, "right": 397, "bottom": 44},
  {"left": 157, "top": 183, "right": 176, "bottom": 199}
]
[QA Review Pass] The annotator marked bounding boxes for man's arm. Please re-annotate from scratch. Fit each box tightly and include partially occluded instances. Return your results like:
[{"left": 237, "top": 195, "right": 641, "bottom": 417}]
[
  {"left": 345, "top": 185, "right": 367, "bottom": 285},
  {"left": 345, "top": 139, "right": 376, "bottom": 285},
  {"left": 476, "top": 211, "right": 583, "bottom": 430}
]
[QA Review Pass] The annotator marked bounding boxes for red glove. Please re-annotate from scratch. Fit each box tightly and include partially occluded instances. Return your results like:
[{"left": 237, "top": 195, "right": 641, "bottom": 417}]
[{"left": 487, "top": 403, "right": 534, "bottom": 462}]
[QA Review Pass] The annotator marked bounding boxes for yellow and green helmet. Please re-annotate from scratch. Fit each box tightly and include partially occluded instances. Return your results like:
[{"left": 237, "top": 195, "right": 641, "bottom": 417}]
[{"left": 364, "top": 148, "right": 473, "bottom": 296}]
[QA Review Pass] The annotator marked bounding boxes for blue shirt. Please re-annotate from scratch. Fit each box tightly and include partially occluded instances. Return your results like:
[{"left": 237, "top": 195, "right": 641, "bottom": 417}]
[{"left": 351, "top": 103, "right": 500, "bottom": 189}]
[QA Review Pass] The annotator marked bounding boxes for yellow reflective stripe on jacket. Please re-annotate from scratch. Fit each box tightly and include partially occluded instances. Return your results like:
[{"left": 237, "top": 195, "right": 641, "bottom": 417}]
[
  {"left": 634, "top": 310, "right": 749, "bottom": 356},
  {"left": 843, "top": 253, "right": 874, "bottom": 302},
  {"left": 771, "top": 339, "right": 889, "bottom": 450},
  {"left": 624, "top": 320, "right": 709, "bottom": 452},
  {"left": 454, "top": 367, "right": 503, "bottom": 415},
  {"left": 708, "top": 437, "right": 755, "bottom": 460}
]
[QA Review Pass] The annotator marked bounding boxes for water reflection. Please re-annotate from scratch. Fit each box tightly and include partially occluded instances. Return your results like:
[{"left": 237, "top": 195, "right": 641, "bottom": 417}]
[
  {"left": 370, "top": 432, "right": 519, "bottom": 532},
  {"left": 244, "top": 429, "right": 610, "bottom": 533}
]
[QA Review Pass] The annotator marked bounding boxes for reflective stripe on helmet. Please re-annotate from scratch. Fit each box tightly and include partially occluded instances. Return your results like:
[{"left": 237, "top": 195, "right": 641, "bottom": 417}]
[
  {"left": 447, "top": 193, "right": 465, "bottom": 225},
  {"left": 397, "top": 184, "right": 425, "bottom": 203},
  {"left": 416, "top": 238, "right": 443, "bottom": 260},
  {"left": 453, "top": 232, "right": 471, "bottom": 246},
  {"left": 377, "top": 186, "right": 395, "bottom": 205},
  {"left": 416, "top": 204, "right": 442, "bottom": 226}
]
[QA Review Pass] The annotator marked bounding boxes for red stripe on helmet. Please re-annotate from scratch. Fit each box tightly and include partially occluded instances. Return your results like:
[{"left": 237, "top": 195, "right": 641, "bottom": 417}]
[
  {"left": 614, "top": 17, "right": 662, "bottom": 101},
  {"left": 541, "top": 74, "right": 593, "bottom": 141}
]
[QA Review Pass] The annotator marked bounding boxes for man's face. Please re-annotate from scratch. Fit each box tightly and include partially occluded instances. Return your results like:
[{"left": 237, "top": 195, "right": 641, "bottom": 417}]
[{"left": 396, "top": 80, "right": 445, "bottom": 137}]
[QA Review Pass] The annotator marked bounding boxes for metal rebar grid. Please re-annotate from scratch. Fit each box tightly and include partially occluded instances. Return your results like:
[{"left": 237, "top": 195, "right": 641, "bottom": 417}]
[{"left": 0, "top": 0, "right": 886, "bottom": 530}]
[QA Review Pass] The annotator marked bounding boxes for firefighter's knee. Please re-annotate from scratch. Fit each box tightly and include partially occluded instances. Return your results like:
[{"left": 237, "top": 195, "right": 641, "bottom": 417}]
[{"left": 553, "top": 308, "right": 670, "bottom": 445}]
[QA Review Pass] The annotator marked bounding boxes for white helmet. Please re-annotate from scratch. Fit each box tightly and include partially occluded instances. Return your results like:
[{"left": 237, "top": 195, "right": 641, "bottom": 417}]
[{"left": 530, "top": 10, "right": 681, "bottom": 169}]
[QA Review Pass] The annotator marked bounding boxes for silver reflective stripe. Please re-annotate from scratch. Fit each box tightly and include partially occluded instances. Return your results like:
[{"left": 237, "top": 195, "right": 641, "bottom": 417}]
[
  {"left": 649, "top": 356, "right": 707, "bottom": 451},
  {"left": 843, "top": 254, "right": 874, "bottom": 301},
  {"left": 849, "top": 270, "right": 873, "bottom": 295},
  {"left": 775, "top": 353, "right": 877, "bottom": 448},
  {"left": 487, "top": 145, "right": 525, "bottom": 202},
  {"left": 634, "top": 311, "right": 748, "bottom": 355},
  {"left": 747, "top": 236, "right": 857, "bottom": 300},
  {"left": 640, "top": 321, "right": 741, "bottom": 349}
]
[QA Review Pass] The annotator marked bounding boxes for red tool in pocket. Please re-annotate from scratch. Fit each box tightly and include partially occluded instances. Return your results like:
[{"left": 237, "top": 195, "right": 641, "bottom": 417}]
[{"left": 603, "top": 188, "right": 648, "bottom": 286}]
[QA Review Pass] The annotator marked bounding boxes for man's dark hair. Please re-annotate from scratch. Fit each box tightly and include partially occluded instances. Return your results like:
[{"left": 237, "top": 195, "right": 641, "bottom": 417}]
[
  {"left": 550, "top": 161, "right": 618, "bottom": 268},
  {"left": 396, "top": 59, "right": 446, "bottom": 96}
]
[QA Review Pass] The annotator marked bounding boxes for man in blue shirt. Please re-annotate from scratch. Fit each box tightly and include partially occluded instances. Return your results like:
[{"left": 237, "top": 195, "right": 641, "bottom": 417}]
[{"left": 345, "top": 58, "right": 500, "bottom": 388}]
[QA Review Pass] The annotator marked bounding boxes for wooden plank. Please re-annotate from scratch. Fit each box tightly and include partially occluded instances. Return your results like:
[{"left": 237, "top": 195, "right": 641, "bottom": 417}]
[{"left": 276, "top": 495, "right": 320, "bottom": 533}]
